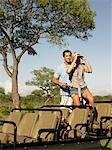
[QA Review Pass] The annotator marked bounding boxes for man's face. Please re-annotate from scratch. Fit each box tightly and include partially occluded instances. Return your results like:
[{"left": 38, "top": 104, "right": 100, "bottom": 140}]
[{"left": 64, "top": 52, "right": 72, "bottom": 64}]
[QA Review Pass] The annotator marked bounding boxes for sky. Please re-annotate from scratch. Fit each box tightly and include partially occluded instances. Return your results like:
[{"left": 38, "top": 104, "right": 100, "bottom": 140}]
[{"left": 0, "top": 0, "right": 112, "bottom": 96}]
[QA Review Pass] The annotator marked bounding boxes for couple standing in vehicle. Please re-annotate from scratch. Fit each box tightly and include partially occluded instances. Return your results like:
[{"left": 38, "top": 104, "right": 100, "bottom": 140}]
[{"left": 52, "top": 50, "right": 98, "bottom": 123}]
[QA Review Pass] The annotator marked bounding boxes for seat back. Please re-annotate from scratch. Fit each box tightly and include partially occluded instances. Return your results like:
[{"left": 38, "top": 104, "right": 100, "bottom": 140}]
[
  {"left": 30, "top": 110, "right": 61, "bottom": 141},
  {"left": 92, "top": 103, "right": 112, "bottom": 131},
  {"left": 67, "top": 108, "right": 89, "bottom": 126},
  {"left": 67, "top": 108, "right": 89, "bottom": 138},
  {"left": 41, "top": 106, "right": 70, "bottom": 120},
  {"left": 96, "top": 103, "right": 111, "bottom": 122},
  {"left": 2, "top": 111, "right": 23, "bottom": 134},
  {"left": 17, "top": 112, "right": 39, "bottom": 137}
]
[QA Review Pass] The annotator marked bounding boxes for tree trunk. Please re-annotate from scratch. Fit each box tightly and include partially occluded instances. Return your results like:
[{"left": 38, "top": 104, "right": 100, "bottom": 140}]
[{"left": 12, "top": 63, "right": 21, "bottom": 109}]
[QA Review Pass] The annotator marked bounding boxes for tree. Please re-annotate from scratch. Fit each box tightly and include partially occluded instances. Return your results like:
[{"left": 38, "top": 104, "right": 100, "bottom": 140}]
[
  {"left": 26, "top": 67, "right": 60, "bottom": 104},
  {"left": 0, "top": 0, "right": 95, "bottom": 108},
  {"left": 0, "top": 87, "right": 5, "bottom": 100},
  {"left": 0, "top": 87, "right": 5, "bottom": 95}
]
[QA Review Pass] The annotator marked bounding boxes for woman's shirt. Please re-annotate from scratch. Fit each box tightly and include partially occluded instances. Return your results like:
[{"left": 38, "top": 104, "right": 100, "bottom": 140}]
[
  {"left": 68, "top": 61, "right": 92, "bottom": 88},
  {"left": 70, "top": 64, "right": 87, "bottom": 88}
]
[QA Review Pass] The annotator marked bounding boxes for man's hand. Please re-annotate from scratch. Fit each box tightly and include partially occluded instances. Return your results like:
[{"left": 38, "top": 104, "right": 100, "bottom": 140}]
[
  {"left": 52, "top": 77, "right": 69, "bottom": 89},
  {"left": 60, "top": 82, "right": 68, "bottom": 89}
]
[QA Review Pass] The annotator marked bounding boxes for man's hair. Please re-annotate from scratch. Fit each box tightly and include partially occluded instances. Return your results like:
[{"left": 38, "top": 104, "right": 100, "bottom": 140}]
[{"left": 63, "top": 50, "right": 72, "bottom": 57}]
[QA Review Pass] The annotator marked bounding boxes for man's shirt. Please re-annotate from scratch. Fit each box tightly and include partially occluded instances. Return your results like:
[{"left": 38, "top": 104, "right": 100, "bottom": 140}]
[{"left": 54, "top": 63, "right": 71, "bottom": 96}]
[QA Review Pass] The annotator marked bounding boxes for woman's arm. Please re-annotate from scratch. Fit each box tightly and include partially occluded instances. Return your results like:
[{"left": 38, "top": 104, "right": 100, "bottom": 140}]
[
  {"left": 82, "top": 57, "right": 92, "bottom": 73},
  {"left": 66, "top": 53, "right": 78, "bottom": 73}
]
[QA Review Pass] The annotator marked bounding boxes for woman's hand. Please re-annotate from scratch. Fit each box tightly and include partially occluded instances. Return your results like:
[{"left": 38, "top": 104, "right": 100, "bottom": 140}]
[{"left": 72, "top": 52, "right": 79, "bottom": 61}]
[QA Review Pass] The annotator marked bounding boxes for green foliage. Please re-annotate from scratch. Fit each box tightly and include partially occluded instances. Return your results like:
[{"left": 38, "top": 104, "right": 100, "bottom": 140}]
[
  {"left": 0, "top": 87, "right": 5, "bottom": 100},
  {"left": 0, "top": 98, "right": 12, "bottom": 119},
  {"left": 0, "top": 91, "right": 112, "bottom": 119},
  {"left": 21, "top": 94, "right": 60, "bottom": 109},
  {"left": 0, "top": 87, "right": 5, "bottom": 94},
  {"left": 94, "top": 95, "right": 112, "bottom": 101},
  {"left": 0, "top": 0, "right": 95, "bottom": 54},
  {"left": 0, "top": 87, "right": 12, "bottom": 102},
  {"left": 0, "top": 88, "right": 12, "bottom": 118},
  {"left": 26, "top": 67, "right": 54, "bottom": 87},
  {"left": 26, "top": 67, "right": 60, "bottom": 104}
]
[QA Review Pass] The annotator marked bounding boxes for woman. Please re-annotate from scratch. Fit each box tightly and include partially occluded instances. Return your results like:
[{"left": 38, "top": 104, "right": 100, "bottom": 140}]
[{"left": 66, "top": 52, "right": 98, "bottom": 123}]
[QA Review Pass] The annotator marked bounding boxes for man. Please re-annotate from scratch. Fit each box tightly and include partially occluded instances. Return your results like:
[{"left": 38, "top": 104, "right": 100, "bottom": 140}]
[{"left": 51, "top": 50, "right": 73, "bottom": 105}]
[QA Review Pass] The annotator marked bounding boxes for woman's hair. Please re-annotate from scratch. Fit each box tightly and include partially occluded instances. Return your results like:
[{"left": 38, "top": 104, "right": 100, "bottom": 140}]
[{"left": 63, "top": 50, "right": 72, "bottom": 57}]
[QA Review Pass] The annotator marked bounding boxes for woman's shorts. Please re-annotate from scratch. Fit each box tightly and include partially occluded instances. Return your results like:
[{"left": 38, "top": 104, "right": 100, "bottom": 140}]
[{"left": 70, "top": 86, "right": 88, "bottom": 96}]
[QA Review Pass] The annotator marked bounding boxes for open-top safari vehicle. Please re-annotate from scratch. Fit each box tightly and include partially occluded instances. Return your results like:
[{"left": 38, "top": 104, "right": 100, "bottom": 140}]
[{"left": 0, "top": 101, "right": 112, "bottom": 150}]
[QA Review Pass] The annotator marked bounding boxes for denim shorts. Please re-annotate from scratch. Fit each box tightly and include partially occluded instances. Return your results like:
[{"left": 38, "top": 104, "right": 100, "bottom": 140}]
[{"left": 70, "top": 86, "right": 88, "bottom": 96}]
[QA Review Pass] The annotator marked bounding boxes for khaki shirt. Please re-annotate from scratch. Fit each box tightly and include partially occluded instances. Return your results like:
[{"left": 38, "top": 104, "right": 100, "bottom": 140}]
[{"left": 69, "top": 64, "right": 91, "bottom": 88}]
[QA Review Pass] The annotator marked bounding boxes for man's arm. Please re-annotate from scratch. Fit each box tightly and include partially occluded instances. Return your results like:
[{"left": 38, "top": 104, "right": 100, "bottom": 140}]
[{"left": 51, "top": 76, "right": 67, "bottom": 89}]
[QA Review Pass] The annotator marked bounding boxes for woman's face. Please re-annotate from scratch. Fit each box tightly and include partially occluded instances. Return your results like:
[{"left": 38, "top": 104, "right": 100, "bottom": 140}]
[{"left": 64, "top": 52, "right": 72, "bottom": 64}]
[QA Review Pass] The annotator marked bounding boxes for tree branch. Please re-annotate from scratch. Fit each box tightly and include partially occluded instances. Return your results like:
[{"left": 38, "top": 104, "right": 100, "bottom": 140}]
[
  {"left": 1, "top": 47, "right": 12, "bottom": 77},
  {"left": 17, "top": 32, "right": 41, "bottom": 62},
  {"left": 0, "top": 24, "right": 17, "bottom": 62},
  {"left": 17, "top": 47, "right": 27, "bottom": 62}
]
